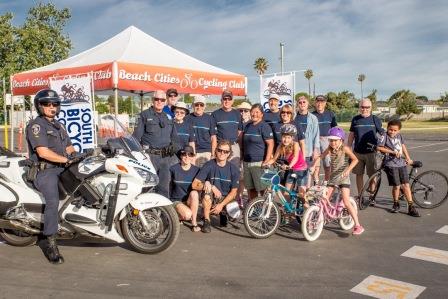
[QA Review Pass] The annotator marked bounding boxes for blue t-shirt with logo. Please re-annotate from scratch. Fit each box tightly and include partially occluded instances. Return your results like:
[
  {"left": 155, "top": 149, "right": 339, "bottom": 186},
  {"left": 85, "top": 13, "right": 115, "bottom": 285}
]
[
  {"left": 195, "top": 159, "right": 240, "bottom": 196},
  {"left": 242, "top": 121, "right": 273, "bottom": 162},
  {"left": 263, "top": 111, "right": 281, "bottom": 129},
  {"left": 349, "top": 114, "right": 382, "bottom": 154},
  {"left": 185, "top": 113, "right": 216, "bottom": 153},
  {"left": 294, "top": 113, "right": 308, "bottom": 134},
  {"left": 211, "top": 108, "right": 242, "bottom": 143},
  {"left": 312, "top": 110, "right": 337, "bottom": 137},
  {"left": 174, "top": 121, "right": 195, "bottom": 149},
  {"left": 169, "top": 163, "right": 200, "bottom": 201}
]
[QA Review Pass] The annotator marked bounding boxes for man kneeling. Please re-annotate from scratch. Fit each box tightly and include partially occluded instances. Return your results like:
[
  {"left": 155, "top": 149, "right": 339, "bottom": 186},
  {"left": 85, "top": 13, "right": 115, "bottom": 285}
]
[
  {"left": 169, "top": 146, "right": 201, "bottom": 232},
  {"left": 192, "top": 140, "right": 240, "bottom": 233}
]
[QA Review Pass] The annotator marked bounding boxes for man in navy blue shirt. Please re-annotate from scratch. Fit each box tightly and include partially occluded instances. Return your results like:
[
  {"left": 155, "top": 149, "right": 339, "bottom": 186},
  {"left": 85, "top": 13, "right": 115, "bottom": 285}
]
[
  {"left": 162, "top": 88, "right": 178, "bottom": 119},
  {"left": 348, "top": 98, "right": 383, "bottom": 198},
  {"left": 192, "top": 140, "right": 240, "bottom": 233},
  {"left": 133, "top": 90, "right": 179, "bottom": 198},
  {"left": 169, "top": 146, "right": 201, "bottom": 232},
  {"left": 185, "top": 95, "right": 217, "bottom": 167},
  {"left": 263, "top": 93, "right": 281, "bottom": 129},
  {"left": 211, "top": 90, "right": 243, "bottom": 166},
  {"left": 312, "top": 95, "right": 337, "bottom": 184}
]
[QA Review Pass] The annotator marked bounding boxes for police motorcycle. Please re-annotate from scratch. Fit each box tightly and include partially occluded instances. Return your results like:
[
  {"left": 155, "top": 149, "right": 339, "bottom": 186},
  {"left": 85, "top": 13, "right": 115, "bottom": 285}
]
[{"left": 0, "top": 117, "right": 180, "bottom": 254}]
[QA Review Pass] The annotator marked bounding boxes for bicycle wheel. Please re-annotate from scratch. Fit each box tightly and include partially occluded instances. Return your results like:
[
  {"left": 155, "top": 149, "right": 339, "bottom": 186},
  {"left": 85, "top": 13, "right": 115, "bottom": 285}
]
[
  {"left": 243, "top": 196, "right": 281, "bottom": 239},
  {"left": 301, "top": 205, "right": 324, "bottom": 241},
  {"left": 412, "top": 170, "right": 448, "bottom": 209},
  {"left": 339, "top": 197, "right": 357, "bottom": 230},
  {"left": 358, "top": 171, "right": 382, "bottom": 210}
]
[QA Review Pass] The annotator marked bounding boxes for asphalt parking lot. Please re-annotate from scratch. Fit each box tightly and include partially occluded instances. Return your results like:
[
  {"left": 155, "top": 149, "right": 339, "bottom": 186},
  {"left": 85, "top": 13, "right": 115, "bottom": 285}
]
[{"left": 1, "top": 132, "right": 448, "bottom": 298}]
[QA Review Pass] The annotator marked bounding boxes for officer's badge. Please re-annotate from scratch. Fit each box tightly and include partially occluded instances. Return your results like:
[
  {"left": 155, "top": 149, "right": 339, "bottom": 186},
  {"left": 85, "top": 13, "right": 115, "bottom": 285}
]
[{"left": 31, "top": 124, "right": 40, "bottom": 136}]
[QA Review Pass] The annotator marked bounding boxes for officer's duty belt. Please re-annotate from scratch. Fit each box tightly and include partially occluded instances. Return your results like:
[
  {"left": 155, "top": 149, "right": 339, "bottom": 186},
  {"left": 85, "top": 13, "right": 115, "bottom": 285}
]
[{"left": 39, "top": 161, "right": 64, "bottom": 170}]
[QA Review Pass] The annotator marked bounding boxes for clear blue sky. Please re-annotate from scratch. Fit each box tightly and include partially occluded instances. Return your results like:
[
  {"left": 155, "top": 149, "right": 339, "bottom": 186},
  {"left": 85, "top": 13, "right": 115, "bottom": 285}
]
[{"left": 2, "top": 0, "right": 447, "bottom": 101}]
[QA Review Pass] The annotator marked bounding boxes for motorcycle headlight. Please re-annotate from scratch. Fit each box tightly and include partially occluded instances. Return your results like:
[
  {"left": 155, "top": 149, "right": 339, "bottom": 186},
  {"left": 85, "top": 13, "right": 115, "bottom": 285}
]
[{"left": 135, "top": 168, "right": 159, "bottom": 186}]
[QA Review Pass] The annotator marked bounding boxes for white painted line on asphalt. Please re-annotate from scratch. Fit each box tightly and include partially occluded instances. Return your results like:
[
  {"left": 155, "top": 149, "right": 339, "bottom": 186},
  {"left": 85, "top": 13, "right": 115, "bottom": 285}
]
[
  {"left": 436, "top": 225, "right": 448, "bottom": 234},
  {"left": 401, "top": 246, "right": 448, "bottom": 266},
  {"left": 435, "top": 148, "right": 448, "bottom": 152},
  {"left": 350, "top": 275, "right": 425, "bottom": 299},
  {"left": 407, "top": 142, "right": 447, "bottom": 149}
]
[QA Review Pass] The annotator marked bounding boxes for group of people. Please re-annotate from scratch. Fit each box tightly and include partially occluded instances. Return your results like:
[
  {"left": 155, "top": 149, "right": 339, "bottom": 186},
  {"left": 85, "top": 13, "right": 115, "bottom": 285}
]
[{"left": 26, "top": 86, "right": 421, "bottom": 264}]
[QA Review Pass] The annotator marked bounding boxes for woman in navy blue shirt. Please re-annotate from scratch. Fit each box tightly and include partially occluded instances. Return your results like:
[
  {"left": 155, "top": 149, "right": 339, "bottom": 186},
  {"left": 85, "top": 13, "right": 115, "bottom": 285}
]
[
  {"left": 240, "top": 104, "right": 274, "bottom": 200},
  {"left": 172, "top": 102, "right": 195, "bottom": 151},
  {"left": 169, "top": 146, "right": 201, "bottom": 232}
]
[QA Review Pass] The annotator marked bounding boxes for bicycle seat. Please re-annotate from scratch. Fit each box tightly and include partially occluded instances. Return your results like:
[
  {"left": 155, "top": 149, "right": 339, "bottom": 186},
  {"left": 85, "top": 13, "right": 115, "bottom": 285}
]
[{"left": 412, "top": 161, "right": 423, "bottom": 168}]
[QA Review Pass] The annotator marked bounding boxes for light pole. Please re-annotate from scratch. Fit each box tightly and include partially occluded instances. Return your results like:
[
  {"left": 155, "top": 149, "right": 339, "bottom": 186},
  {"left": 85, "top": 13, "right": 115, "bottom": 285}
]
[{"left": 280, "top": 43, "right": 285, "bottom": 75}]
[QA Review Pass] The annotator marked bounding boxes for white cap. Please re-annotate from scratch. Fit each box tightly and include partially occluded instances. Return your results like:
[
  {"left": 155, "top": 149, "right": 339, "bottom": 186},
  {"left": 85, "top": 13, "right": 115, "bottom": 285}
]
[
  {"left": 226, "top": 201, "right": 241, "bottom": 219},
  {"left": 269, "top": 93, "right": 280, "bottom": 101},
  {"left": 193, "top": 95, "right": 206, "bottom": 104}
]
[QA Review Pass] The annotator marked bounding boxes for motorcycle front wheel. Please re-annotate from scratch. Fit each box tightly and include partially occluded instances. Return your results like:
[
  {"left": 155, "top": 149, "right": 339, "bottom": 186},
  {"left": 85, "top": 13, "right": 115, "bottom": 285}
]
[
  {"left": 121, "top": 205, "right": 180, "bottom": 254},
  {"left": 0, "top": 229, "right": 37, "bottom": 247}
]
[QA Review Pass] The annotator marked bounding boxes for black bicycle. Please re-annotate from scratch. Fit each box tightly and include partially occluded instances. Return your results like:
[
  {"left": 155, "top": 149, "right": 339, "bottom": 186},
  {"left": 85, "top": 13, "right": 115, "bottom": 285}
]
[{"left": 358, "top": 144, "right": 448, "bottom": 210}]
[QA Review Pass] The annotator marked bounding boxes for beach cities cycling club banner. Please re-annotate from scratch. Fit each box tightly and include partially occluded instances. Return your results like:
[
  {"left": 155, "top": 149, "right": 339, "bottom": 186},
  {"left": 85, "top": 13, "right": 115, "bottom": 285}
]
[
  {"left": 50, "top": 76, "right": 95, "bottom": 152},
  {"left": 259, "top": 74, "right": 294, "bottom": 112}
]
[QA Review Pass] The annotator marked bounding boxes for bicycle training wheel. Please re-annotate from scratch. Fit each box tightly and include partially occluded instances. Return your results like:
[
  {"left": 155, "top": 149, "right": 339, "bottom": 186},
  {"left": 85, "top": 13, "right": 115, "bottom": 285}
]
[
  {"left": 243, "top": 196, "right": 281, "bottom": 239},
  {"left": 301, "top": 205, "right": 324, "bottom": 241},
  {"left": 412, "top": 170, "right": 448, "bottom": 209},
  {"left": 358, "top": 171, "right": 382, "bottom": 210}
]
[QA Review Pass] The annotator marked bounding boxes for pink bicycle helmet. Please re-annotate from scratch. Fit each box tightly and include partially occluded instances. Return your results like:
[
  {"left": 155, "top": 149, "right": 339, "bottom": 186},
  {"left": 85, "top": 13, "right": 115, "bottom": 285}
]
[{"left": 328, "top": 127, "right": 345, "bottom": 140}]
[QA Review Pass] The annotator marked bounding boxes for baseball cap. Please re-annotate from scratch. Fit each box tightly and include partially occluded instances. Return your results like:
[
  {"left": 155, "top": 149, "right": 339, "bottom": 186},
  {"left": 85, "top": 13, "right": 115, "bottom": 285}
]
[
  {"left": 166, "top": 88, "right": 178, "bottom": 97},
  {"left": 176, "top": 145, "right": 195, "bottom": 159},
  {"left": 226, "top": 201, "right": 241, "bottom": 220},
  {"left": 173, "top": 101, "right": 189, "bottom": 113},
  {"left": 269, "top": 93, "right": 280, "bottom": 101},
  {"left": 222, "top": 90, "right": 233, "bottom": 99},
  {"left": 237, "top": 102, "right": 252, "bottom": 110},
  {"left": 315, "top": 95, "right": 327, "bottom": 101},
  {"left": 193, "top": 95, "right": 206, "bottom": 104}
]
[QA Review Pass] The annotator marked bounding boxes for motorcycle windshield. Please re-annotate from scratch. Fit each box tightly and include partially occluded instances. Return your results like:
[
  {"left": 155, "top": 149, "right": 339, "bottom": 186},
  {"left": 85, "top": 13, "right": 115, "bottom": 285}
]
[{"left": 98, "top": 114, "right": 142, "bottom": 156}]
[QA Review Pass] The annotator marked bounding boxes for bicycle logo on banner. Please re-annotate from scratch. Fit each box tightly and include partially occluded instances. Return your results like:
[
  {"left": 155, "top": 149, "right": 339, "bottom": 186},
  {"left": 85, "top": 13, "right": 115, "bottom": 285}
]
[
  {"left": 263, "top": 79, "right": 292, "bottom": 99},
  {"left": 60, "top": 83, "right": 90, "bottom": 103}
]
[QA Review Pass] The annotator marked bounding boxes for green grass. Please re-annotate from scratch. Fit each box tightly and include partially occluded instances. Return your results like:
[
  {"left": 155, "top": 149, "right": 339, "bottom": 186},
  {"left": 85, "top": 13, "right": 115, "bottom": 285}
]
[{"left": 339, "top": 120, "right": 448, "bottom": 133}]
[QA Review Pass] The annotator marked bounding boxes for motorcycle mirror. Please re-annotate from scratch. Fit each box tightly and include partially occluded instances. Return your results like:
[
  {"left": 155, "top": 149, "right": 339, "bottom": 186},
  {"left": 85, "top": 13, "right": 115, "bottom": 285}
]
[{"left": 114, "top": 148, "right": 125, "bottom": 155}]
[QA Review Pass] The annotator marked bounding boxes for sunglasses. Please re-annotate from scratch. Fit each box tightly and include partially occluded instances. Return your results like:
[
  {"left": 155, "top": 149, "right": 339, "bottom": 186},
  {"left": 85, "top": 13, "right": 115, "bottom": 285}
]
[
  {"left": 181, "top": 152, "right": 195, "bottom": 157},
  {"left": 298, "top": 101, "right": 307, "bottom": 104},
  {"left": 222, "top": 97, "right": 233, "bottom": 101},
  {"left": 216, "top": 148, "right": 230, "bottom": 154},
  {"left": 194, "top": 103, "right": 205, "bottom": 107},
  {"left": 281, "top": 111, "right": 292, "bottom": 115},
  {"left": 175, "top": 110, "right": 186, "bottom": 114},
  {"left": 239, "top": 109, "right": 250, "bottom": 113},
  {"left": 154, "top": 98, "right": 166, "bottom": 102},
  {"left": 41, "top": 102, "right": 60, "bottom": 107},
  {"left": 168, "top": 94, "right": 177, "bottom": 98},
  {"left": 360, "top": 106, "right": 371, "bottom": 109}
]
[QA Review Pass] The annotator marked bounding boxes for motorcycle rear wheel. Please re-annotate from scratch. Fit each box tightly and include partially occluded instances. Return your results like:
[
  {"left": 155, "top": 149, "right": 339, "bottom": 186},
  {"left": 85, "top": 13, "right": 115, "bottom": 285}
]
[
  {"left": 0, "top": 229, "right": 37, "bottom": 246},
  {"left": 121, "top": 205, "right": 179, "bottom": 254}
]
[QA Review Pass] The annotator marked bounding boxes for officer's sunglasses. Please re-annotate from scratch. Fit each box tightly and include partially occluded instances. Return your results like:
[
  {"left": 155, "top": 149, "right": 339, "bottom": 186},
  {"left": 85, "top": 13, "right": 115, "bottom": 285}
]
[
  {"left": 41, "top": 102, "right": 60, "bottom": 107},
  {"left": 154, "top": 98, "right": 166, "bottom": 102}
]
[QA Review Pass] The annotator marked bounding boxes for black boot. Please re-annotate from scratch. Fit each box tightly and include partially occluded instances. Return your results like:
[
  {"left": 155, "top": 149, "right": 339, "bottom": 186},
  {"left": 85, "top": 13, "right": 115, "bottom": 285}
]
[{"left": 45, "top": 235, "right": 64, "bottom": 264}]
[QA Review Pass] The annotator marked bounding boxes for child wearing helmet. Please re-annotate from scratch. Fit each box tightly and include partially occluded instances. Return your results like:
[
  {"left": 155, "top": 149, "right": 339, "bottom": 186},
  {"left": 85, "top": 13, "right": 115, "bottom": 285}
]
[
  {"left": 264, "top": 123, "right": 308, "bottom": 206},
  {"left": 317, "top": 126, "right": 365, "bottom": 235}
]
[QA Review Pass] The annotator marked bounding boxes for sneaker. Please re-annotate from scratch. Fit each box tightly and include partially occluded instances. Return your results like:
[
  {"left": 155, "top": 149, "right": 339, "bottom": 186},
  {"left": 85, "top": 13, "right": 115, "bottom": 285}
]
[
  {"left": 369, "top": 199, "right": 376, "bottom": 207},
  {"left": 408, "top": 205, "right": 421, "bottom": 217},
  {"left": 201, "top": 219, "right": 211, "bottom": 233},
  {"left": 220, "top": 213, "right": 228, "bottom": 227},
  {"left": 352, "top": 225, "right": 365, "bottom": 235},
  {"left": 390, "top": 201, "right": 400, "bottom": 213}
]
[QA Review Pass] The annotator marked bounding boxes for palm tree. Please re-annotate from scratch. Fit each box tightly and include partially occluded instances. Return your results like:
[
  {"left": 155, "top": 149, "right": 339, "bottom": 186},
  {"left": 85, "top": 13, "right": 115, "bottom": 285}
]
[
  {"left": 304, "top": 69, "right": 313, "bottom": 99},
  {"left": 358, "top": 74, "right": 366, "bottom": 99},
  {"left": 254, "top": 57, "right": 269, "bottom": 75}
]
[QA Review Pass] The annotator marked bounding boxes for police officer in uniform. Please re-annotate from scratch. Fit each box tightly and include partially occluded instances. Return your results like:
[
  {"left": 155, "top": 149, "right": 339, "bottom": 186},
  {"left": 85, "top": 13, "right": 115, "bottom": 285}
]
[
  {"left": 26, "top": 89, "right": 76, "bottom": 264},
  {"left": 133, "top": 90, "right": 179, "bottom": 198}
]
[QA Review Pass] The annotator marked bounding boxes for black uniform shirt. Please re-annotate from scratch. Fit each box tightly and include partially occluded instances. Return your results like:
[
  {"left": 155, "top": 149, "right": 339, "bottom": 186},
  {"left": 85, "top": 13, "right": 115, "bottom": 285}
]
[{"left": 26, "top": 116, "right": 72, "bottom": 162}]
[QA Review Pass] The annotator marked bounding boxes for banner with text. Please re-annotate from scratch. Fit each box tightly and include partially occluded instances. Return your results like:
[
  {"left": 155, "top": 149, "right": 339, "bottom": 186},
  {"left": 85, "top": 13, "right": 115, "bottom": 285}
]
[
  {"left": 260, "top": 74, "right": 294, "bottom": 112},
  {"left": 50, "top": 76, "right": 95, "bottom": 152}
]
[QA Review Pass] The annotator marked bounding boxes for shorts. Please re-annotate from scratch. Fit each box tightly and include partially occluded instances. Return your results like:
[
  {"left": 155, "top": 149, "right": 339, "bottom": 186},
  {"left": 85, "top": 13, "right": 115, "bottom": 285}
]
[
  {"left": 328, "top": 183, "right": 350, "bottom": 189},
  {"left": 285, "top": 169, "right": 309, "bottom": 187},
  {"left": 195, "top": 152, "right": 211, "bottom": 167},
  {"left": 352, "top": 152, "right": 376, "bottom": 176},
  {"left": 243, "top": 161, "right": 265, "bottom": 192},
  {"left": 202, "top": 191, "right": 225, "bottom": 205},
  {"left": 319, "top": 137, "right": 331, "bottom": 168},
  {"left": 385, "top": 166, "right": 409, "bottom": 186}
]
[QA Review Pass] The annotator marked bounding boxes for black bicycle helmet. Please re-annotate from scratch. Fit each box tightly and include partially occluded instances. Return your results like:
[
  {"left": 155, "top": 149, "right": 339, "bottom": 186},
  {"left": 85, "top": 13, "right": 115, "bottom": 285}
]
[{"left": 34, "top": 89, "right": 61, "bottom": 116}]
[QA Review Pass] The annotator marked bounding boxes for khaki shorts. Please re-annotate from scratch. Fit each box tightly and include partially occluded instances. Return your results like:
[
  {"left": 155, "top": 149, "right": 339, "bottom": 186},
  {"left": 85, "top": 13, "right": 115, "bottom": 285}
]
[
  {"left": 195, "top": 152, "right": 211, "bottom": 167},
  {"left": 243, "top": 161, "right": 265, "bottom": 192},
  {"left": 352, "top": 152, "right": 376, "bottom": 176},
  {"left": 319, "top": 136, "right": 331, "bottom": 168},
  {"left": 229, "top": 143, "right": 240, "bottom": 167}
]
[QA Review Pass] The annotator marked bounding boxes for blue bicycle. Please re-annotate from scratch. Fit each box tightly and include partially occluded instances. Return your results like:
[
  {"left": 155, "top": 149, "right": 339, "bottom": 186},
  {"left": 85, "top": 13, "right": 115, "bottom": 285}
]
[{"left": 243, "top": 164, "right": 305, "bottom": 238}]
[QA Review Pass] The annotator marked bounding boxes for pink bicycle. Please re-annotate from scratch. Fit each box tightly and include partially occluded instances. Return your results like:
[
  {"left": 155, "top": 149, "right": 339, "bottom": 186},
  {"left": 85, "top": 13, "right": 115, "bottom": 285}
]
[{"left": 301, "top": 186, "right": 358, "bottom": 241}]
